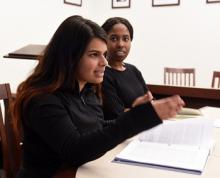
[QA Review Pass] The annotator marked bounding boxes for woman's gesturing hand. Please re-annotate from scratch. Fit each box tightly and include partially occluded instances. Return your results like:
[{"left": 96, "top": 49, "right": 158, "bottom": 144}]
[
  {"left": 151, "top": 95, "right": 185, "bottom": 120},
  {"left": 132, "top": 94, "right": 185, "bottom": 120}
]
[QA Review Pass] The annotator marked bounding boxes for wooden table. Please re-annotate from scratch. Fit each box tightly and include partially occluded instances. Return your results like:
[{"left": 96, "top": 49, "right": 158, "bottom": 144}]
[
  {"left": 3, "top": 44, "right": 45, "bottom": 60},
  {"left": 76, "top": 109, "right": 220, "bottom": 178},
  {"left": 77, "top": 129, "right": 220, "bottom": 178},
  {"left": 147, "top": 84, "right": 220, "bottom": 108}
]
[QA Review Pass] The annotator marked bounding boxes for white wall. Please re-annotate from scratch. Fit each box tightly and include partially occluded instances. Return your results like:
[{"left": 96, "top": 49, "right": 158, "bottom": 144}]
[
  {"left": 92, "top": 0, "right": 220, "bottom": 87},
  {"left": 1, "top": 0, "right": 220, "bottom": 93},
  {"left": 0, "top": 0, "right": 92, "bottom": 92}
]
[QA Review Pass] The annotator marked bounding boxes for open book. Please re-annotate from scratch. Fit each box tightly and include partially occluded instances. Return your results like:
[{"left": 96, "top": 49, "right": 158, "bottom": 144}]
[
  {"left": 114, "top": 118, "right": 213, "bottom": 173},
  {"left": 176, "top": 107, "right": 203, "bottom": 119}
]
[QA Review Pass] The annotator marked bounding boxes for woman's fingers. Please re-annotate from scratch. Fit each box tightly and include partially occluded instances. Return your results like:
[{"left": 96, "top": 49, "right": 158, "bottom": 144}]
[
  {"left": 152, "top": 95, "right": 185, "bottom": 120},
  {"left": 132, "top": 91, "right": 154, "bottom": 108}
]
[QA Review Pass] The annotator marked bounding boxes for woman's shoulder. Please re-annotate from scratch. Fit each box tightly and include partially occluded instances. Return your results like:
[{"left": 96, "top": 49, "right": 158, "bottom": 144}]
[
  {"left": 104, "top": 66, "right": 117, "bottom": 79},
  {"left": 29, "top": 92, "right": 65, "bottom": 107},
  {"left": 124, "top": 63, "right": 140, "bottom": 72},
  {"left": 105, "top": 66, "right": 117, "bottom": 73}
]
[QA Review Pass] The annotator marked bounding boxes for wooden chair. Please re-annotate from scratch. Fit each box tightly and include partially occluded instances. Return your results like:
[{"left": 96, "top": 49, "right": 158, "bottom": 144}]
[
  {"left": 164, "top": 67, "right": 196, "bottom": 86},
  {"left": 53, "top": 168, "right": 77, "bottom": 178},
  {"left": 211, "top": 71, "right": 220, "bottom": 88},
  {"left": 0, "top": 83, "right": 21, "bottom": 178},
  {"left": 0, "top": 83, "right": 77, "bottom": 178}
]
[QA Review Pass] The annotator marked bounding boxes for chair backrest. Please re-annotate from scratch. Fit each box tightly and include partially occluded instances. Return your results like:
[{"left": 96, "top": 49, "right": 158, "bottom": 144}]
[
  {"left": 53, "top": 168, "right": 77, "bottom": 178},
  {"left": 0, "top": 83, "right": 21, "bottom": 178},
  {"left": 211, "top": 71, "right": 220, "bottom": 88},
  {"left": 164, "top": 67, "right": 196, "bottom": 86}
]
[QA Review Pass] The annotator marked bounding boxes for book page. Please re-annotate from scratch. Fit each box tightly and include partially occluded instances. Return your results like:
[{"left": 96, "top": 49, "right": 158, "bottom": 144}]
[
  {"left": 200, "top": 106, "right": 220, "bottom": 128},
  {"left": 115, "top": 140, "right": 210, "bottom": 173},
  {"left": 115, "top": 118, "right": 213, "bottom": 173},
  {"left": 178, "top": 107, "right": 202, "bottom": 116},
  {"left": 174, "top": 107, "right": 203, "bottom": 120},
  {"left": 200, "top": 106, "right": 220, "bottom": 119},
  {"left": 139, "top": 118, "right": 213, "bottom": 148}
]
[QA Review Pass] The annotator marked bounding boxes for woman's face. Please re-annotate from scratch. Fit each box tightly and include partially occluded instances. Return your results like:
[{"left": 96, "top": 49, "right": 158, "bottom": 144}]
[
  {"left": 77, "top": 38, "right": 107, "bottom": 90},
  {"left": 107, "top": 23, "right": 131, "bottom": 62}
]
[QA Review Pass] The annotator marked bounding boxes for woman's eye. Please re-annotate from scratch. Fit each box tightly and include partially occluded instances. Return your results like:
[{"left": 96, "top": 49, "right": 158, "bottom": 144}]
[
  {"left": 123, "top": 37, "right": 130, "bottom": 42},
  {"left": 110, "top": 36, "right": 118, "bottom": 42},
  {"left": 90, "top": 53, "right": 98, "bottom": 57}
]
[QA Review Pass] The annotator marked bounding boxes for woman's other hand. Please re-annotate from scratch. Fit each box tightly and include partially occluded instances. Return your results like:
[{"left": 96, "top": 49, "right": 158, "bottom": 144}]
[{"left": 132, "top": 91, "right": 154, "bottom": 108}]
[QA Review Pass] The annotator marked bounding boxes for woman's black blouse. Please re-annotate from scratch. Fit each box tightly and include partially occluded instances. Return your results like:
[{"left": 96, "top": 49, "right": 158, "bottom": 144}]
[
  {"left": 17, "top": 84, "right": 161, "bottom": 178},
  {"left": 102, "top": 63, "right": 148, "bottom": 120}
]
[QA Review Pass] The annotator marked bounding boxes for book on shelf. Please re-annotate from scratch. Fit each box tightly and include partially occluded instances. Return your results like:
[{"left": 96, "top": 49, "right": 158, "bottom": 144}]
[{"left": 114, "top": 118, "right": 213, "bottom": 173}]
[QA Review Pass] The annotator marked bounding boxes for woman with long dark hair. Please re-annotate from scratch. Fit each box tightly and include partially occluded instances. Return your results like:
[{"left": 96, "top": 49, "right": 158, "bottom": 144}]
[{"left": 13, "top": 15, "right": 184, "bottom": 178}]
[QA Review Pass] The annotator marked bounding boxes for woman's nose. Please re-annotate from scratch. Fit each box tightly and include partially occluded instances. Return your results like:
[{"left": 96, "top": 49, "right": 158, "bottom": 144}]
[
  {"left": 117, "top": 39, "right": 124, "bottom": 47},
  {"left": 100, "top": 56, "right": 108, "bottom": 66}
]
